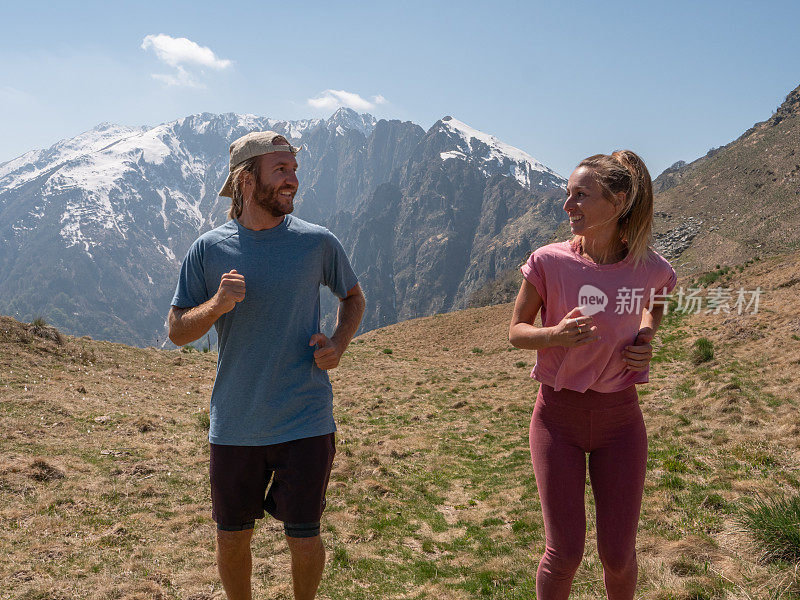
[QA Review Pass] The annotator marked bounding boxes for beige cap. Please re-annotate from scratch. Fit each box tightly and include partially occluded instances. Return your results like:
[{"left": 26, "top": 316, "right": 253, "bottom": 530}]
[{"left": 218, "top": 131, "right": 301, "bottom": 197}]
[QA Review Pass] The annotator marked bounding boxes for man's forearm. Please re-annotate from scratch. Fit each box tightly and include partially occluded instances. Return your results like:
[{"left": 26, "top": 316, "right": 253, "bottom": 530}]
[
  {"left": 169, "top": 299, "right": 223, "bottom": 346},
  {"left": 330, "top": 291, "right": 365, "bottom": 351}
]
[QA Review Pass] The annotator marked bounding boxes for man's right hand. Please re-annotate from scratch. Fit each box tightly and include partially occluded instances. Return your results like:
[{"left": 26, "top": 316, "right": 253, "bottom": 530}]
[
  {"left": 212, "top": 269, "right": 246, "bottom": 314},
  {"left": 548, "top": 306, "right": 600, "bottom": 348}
]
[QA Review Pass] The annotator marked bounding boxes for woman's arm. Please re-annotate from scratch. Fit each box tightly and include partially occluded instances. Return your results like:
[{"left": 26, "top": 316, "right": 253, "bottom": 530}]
[
  {"left": 509, "top": 279, "right": 553, "bottom": 350},
  {"left": 509, "top": 279, "right": 599, "bottom": 350},
  {"left": 639, "top": 304, "right": 665, "bottom": 334},
  {"left": 622, "top": 304, "right": 666, "bottom": 371}
]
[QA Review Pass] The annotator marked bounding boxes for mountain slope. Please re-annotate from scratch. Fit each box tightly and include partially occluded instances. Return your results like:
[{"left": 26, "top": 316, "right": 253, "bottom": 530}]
[
  {"left": 651, "top": 83, "right": 800, "bottom": 272},
  {"left": 293, "top": 113, "right": 424, "bottom": 222},
  {"left": 327, "top": 117, "right": 566, "bottom": 331}
]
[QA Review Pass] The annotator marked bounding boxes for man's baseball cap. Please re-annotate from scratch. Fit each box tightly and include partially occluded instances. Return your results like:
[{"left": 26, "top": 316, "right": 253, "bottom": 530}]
[{"left": 218, "top": 131, "right": 301, "bottom": 198}]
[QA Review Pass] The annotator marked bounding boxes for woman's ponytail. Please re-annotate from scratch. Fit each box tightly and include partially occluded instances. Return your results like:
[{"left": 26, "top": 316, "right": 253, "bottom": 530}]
[
  {"left": 574, "top": 150, "right": 654, "bottom": 268},
  {"left": 610, "top": 150, "right": 653, "bottom": 267}
]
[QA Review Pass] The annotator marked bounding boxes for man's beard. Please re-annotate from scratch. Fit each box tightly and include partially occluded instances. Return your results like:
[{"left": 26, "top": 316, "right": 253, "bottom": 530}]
[{"left": 253, "top": 180, "right": 295, "bottom": 218}]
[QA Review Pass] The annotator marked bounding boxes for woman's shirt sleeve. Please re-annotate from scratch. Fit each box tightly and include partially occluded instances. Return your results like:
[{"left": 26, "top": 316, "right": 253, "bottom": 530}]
[
  {"left": 520, "top": 249, "right": 547, "bottom": 303},
  {"left": 657, "top": 257, "right": 678, "bottom": 294},
  {"left": 662, "top": 264, "right": 678, "bottom": 294}
]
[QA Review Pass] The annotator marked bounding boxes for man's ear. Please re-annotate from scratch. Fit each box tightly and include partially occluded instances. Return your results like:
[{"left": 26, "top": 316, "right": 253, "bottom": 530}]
[{"left": 239, "top": 169, "right": 255, "bottom": 195}]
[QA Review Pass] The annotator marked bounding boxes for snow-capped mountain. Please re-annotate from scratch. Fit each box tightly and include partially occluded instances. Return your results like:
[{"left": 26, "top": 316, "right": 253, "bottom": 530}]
[
  {"left": 0, "top": 123, "right": 145, "bottom": 193},
  {"left": 0, "top": 109, "right": 566, "bottom": 345},
  {"left": 0, "top": 112, "right": 330, "bottom": 259},
  {"left": 324, "top": 109, "right": 377, "bottom": 137},
  {"left": 436, "top": 116, "right": 564, "bottom": 190}
]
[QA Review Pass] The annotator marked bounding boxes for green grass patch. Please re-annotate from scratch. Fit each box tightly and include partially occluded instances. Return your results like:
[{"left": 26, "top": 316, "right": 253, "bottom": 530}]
[
  {"left": 660, "top": 474, "right": 686, "bottom": 490},
  {"left": 673, "top": 379, "right": 696, "bottom": 400},
  {"left": 683, "top": 573, "right": 732, "bottom": 599},
  {"left": 691, "top": 338, "right": 714, "bottom": 365},
  {"left": 731, "top": 444, "right": 778, "bottom": 469},
  {"left": 664, "top": 457, "right": 690, "bottom": 473},
  {"left": 697, "top": 266, "right": 732, "bottom": 286},
  {"left": 739, "top": 493, "right": 800, "bottom": 563}
]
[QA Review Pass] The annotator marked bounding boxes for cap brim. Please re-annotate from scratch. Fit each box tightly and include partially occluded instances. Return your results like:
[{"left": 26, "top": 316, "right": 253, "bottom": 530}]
[{"left": 219, "top": 173, "right": 234, "bottom": 198}]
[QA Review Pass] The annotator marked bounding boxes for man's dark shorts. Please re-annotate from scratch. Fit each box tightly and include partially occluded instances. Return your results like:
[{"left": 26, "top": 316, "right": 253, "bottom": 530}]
[{"left": 210, "top": 433, "right": 335, "bottom": 537}]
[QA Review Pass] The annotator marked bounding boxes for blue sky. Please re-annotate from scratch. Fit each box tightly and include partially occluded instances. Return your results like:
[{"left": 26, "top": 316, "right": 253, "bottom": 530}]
[{"left": 1, "top": 0, "right": 799, "bottom": 178}]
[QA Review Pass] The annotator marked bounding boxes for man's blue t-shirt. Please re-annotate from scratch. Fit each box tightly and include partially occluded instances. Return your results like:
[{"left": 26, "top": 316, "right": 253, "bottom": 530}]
[{"left": 171, "top": 215, "right": 359, "bottom": 445}]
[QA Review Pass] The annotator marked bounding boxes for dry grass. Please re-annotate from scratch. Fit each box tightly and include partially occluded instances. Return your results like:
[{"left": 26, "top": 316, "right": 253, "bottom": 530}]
[{"left": 3, "top": 251, "right": 800, "bottom": 598}]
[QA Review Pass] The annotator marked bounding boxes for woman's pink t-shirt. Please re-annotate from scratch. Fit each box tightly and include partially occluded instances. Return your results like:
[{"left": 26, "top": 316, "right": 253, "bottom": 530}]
[{"left": 520, "top": 241, "right": 677, "bottom": 393}]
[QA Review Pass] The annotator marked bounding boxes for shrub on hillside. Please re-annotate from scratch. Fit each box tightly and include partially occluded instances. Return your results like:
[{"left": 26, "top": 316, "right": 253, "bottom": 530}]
[
  {"left": 697, "top": 266, "right": 732, "bottom": 286},
  {"left": 739, "top": 493, "right": 800, "bottom": 563},
  {"left": 691, "top": 337, "right": 714, "bottom": 364},
  {"left": 29, "top": 316, "right": 64, "bottom": 345}
]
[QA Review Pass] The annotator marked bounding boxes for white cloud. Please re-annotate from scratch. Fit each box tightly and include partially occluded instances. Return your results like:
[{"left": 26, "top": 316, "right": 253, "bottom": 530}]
[
  {"left": 151, "top": 66, "right": 202, "bottom": 88},
  {"left": 307, "top": 89, "right": 388, "bottom": 111},
  {"left": 141, "top": 34, "right": 231, "bottom": 69},
  {"left": 141, "top": 34, "right": 231, "bottom": 87}
]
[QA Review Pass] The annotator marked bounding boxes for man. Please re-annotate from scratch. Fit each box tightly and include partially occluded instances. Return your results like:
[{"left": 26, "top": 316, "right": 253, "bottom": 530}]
[{"left": 168, "top": 131, "right": 365, "bottom": 600}]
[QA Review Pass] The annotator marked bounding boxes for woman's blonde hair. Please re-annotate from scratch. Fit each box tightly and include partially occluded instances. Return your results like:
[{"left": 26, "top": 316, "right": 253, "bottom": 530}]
[
  {"left": 227, "top": 156, "right": 261, "bottom": 220},
  {"left": 570, "top": 150, "right": 654, "bottom": 269}
]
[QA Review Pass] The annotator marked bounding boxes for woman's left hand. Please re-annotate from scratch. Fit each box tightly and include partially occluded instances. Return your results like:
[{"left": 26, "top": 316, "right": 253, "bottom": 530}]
[{"left": 623, "top": 327, "right": 654, "bottom": 372}]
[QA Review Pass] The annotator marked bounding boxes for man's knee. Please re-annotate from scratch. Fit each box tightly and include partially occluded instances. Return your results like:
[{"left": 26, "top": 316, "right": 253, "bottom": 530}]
[
  {"left": 286, "top": 533, "right": 323, "bottom": 556},
  {"left": 217, "top": 527, "right": 254, "bottom": 555}
]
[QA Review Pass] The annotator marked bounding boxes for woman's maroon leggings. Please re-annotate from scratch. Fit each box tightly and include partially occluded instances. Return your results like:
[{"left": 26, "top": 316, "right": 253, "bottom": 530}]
[{"left": 529, "top": 383, "right": 647, "bottom": 600}]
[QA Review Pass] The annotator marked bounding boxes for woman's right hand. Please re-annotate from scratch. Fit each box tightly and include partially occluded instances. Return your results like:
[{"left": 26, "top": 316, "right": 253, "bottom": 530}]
[{"left": 548, "top": 306, "right": 600, "bottom": 348}]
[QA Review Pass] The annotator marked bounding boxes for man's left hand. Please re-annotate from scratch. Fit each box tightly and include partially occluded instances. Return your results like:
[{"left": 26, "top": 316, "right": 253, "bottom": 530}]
[
  {"left": 309, "top": 333, "right": 344, "bottom": 370},
  {"left": 623, "top": 327, "right": 654, "bottom": 372}
]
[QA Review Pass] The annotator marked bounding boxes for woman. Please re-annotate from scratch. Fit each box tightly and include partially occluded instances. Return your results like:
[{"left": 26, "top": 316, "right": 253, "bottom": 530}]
[{"left": 508, "top": 151, "right": 677, "bottom": 599}]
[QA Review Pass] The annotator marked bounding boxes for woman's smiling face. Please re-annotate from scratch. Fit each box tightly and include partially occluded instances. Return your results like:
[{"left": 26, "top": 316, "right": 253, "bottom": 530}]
[{"left": 563, "top": 166, "right": 622, "bottom": 239}]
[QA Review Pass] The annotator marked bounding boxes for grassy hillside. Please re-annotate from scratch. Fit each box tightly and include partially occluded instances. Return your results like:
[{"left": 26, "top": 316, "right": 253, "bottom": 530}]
[{"left": 2, "top": 251, "right": 800, "bottom": 599}]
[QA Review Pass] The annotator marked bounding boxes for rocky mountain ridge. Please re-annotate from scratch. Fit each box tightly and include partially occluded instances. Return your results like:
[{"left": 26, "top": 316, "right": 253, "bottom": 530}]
[{"left": 0, "top": 108, "right": 566, "bottom": 345}]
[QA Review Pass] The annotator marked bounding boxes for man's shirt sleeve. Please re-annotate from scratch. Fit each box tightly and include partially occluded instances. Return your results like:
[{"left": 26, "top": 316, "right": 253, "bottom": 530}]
[
  {"left": 171, "top": 241, "right": 210, "bottom": 308},
  {"left": 322, "top": 231, "right": 358, "bottom": 299}
]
